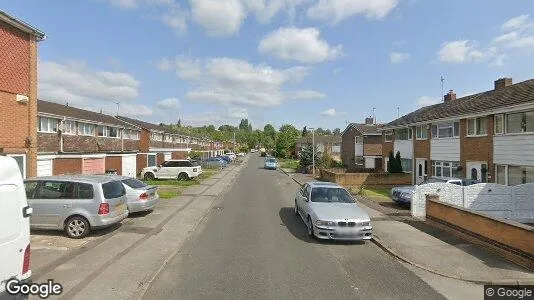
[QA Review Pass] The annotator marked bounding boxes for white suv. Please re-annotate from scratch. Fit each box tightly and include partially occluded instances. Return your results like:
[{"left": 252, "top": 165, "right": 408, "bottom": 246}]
[{"left": 141, "top": 160, "right": 202, "bottom": 181}]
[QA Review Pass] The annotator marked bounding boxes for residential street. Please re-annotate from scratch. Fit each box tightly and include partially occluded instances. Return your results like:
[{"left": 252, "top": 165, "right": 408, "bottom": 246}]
[{"left": 143, "top": 155, "right": 446, "bottom": 300}]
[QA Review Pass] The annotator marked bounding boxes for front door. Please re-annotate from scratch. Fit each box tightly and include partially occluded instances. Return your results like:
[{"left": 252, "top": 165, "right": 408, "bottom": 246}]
[
  {"left": 415, "top": 159, "right": 427, "bottom": 184},
  {"left": 466, "top": 162, "right": 487, "bottom": 182}
]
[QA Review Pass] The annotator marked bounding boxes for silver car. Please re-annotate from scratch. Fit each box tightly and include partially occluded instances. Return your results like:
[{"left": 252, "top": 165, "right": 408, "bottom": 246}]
[
  {"left": 295, "top": 182, "right": 372, "bottom": 241},
  {"left": 24, "top": 175, "right": 129, "bottom": 239},
  {"left": 106, "top": 176, "right": 159, "bottom": 213}
]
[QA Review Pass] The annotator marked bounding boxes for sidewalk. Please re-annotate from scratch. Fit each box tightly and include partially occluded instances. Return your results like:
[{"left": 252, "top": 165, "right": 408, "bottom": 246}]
[{"left": 285, "top": 171, "right": 534, "bottom": 285}]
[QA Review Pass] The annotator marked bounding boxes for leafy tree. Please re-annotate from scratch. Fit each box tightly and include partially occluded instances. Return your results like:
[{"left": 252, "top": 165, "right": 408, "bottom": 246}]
[
  {"left": 189, "top": 150, "right": 202, "bottom": 160},
  {"left": 299, "top": 143, "right": 321, "bottom": 167},
  {"left": 239, "top": 119, "right": 250, "bottom": 131},
  {"left": 177, "top": 119, "right": 182, "bottom": 127},
  {"left": 333, "top": 128, "right": 341, "bottom": 135},
  {"left": 387, "top": 151, "right": 395, "bottom": 173},
  {"left": 275, "top": 124, "right": 300, "bottom": 158},
  {"left": 302, "top": 126, "right": 308, "bottom": 137},
  {"left": 324, "top": 129, "right": 332, "bottom": 135},
  {"left": 395, "top": 151, "right": 403, "bottom": 172},
  {"left": 263, "top": 124, "right": 276, "bottom": 150}
]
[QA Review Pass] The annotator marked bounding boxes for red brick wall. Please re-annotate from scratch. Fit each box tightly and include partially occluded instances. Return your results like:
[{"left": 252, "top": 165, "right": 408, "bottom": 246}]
[
  {"left": 171, "top": 151, "right": 188, "bottom": 159},
  {"left": 0, "top": 22, "right": 30, "bottom": 95},
  {"left": 460, "top": 116, "right": 494, "bottom": 181},
  {"left": 136, "top": 154, "right": 147, "bottom": 174},
  {"left": 341, "top": 127, "right": 356, "bottom": 168},
  {"left": 363, "top": 135, "right": 382, "bottom": 156},
  {"left": 123, "top": 139, "right": 139, "bottom": 151},
  {"left": 382, "top": 134, "right": 394, "bottom": 170},
  {"left": 414, "top": 125, "right": 431, "bottom": 176},
  {"left": 37, "top": 133, "right": 60, "bottom": 152},
  {"left": 63, "top": 135, "right": 122, "bottom": 152},
  {"left": 156, "top": 153, "right": 165, "bottom": 165},
  {"left": 53, "top": 158, "right": 82, "bottom": 175},
  {"left": 105, "top": 156, "right": 122, "bottom": 174},
  {"left": 139, "top": 129, "right": 150, "bottom": 152}
]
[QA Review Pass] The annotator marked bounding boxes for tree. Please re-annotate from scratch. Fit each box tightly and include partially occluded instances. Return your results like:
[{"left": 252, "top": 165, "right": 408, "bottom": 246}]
[
  {"left": 325, "top": 129, "right": 332, "bottom": 135},
  {"left": 248, "top": 124, "right": 252, "bottom": 132},
  {"left": 395, "top": 151, "right": 403, "bottom": 172},
  {"left": 263, "top": 124, "right": 276, "bottom": 150},
  {"left": 299, "top": 143, "right": 321, "bottom": 168},
  {"left": 239, "top": 119, "right": 250, "bottom": 131},
  {"left": 333, "top": 128, "right": 341, "bottom": 136},
  {"left": 388, "top": 151, "right": 403, "bottom": 173},
  {"left": 275, "top": 124, "right": 301, "bottom": 158},
  {"left": 189, "top": 150, "right": 202, "bottom": 160},
  {"left": 387, "top": 151, "right": 395, "bottom": 173},
  {"left": 177, "top": 119, "right": 182, "bottom": 127},
  {"left": 302, "top": 126, "right": 308, "bottom": 137}
]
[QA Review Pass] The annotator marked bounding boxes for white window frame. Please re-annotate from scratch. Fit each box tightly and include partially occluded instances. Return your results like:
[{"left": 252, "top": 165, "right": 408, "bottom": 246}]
[
  {"left": 165, "top": 135, "right": 173, "bottom": 142},
  {"left": 494, "top": 114, "right": 504, "bottom": 135},
  {"left": 496, "top": 164, "right": 508, "bottom": 185},
  {"left": 132, "top": 130, "right": 140, "bottom": 140},
  {"left": 151, "top": 133, "right": 163, "bottom": 141},
  {"left": 108, "top": 126, "right": 120, "bottom": 138},
  {"left": 505, "top": 110, "right": 534, "bottom": 135},
  {"left": 384, "top": 130, "right": 393, "bottom": 142},
  {"left": 416, "top": 125, "right": 428, "bottom": 140},
  {"left": 7, "top": 154, "right": 26, "bottom": 178},
  {"left": 431, "top": 122, "right": 460, "bottom": 139},
  {"left": 466, "top": 117, "right": 487, "bottom": 137},
  {"left": 97, "top": 125, "right": 108, "bottom": 137},
  {"left": 432, "top": 160, "right": 460, "bottom": 178},
  {"left": 78, "top": 122, "right": 95, "bottom": 136},
  {"left": 395, "top": 128, "right": 412, "bottom": 141},
  {"left": 38, "top": 116, "right": 59, "bottom": 133},
  {"left": 62, "top": 120, "right": 76, "bottom": 135}
]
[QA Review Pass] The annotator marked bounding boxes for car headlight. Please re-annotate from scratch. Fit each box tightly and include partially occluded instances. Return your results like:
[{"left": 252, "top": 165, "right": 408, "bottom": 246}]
[
  {"left": 401, "top": 192, "right": 413, "bottom": 198},
  {"left": 315, "top": 220, "right": 336, "bottom": 226},
  {"left": 359, "top": 222, "right": 371, "bottom": 227}
]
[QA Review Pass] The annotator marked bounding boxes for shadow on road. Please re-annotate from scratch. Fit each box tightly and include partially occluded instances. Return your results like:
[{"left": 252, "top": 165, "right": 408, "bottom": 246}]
[
  {"left": 31, "top": 222, "right": 123, "bottom": 238},
  {"left": 278, "top": 207, "right": 365, "bottom": 246},
  {"left": 127, "top": 209, "right": 154, "bottom": 219}
]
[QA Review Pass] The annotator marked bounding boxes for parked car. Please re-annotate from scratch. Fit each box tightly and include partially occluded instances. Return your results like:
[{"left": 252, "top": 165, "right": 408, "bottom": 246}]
[
  {"left": 250, "top": 149, "right": 257, "bottom": 153},
  {"left": 202, "top": 157, "right": 228, "bottom": 169},
  {"left": 236, "top": 153, "right": 245, "bottom": 157},
  {"left": 259, "top": 148, "right": 266, "bottom": 157},
  {"left": 391, "top": 177, "right": 480, "bottom": 205},
  {"left": 107, "top": 176, "right": 159, "bottom": 213},
  {"left": 0, "top": 156, "right": 32, "bottom": 298},
  {"left": 226, "top": 153, "right": 237, "bottom": 160},
  {"left": 295, "top": 182, "right": 372, "bottom": 241},
  {"left": 218, "top": 155, "right": 232, "bottom": 164},
  {"left": 141, "top": 160, "right": 202, "bottom": 181},
  {"left": 24, "top": 175, "right": 129, "bottom": 239},
  {"left": 264, "top": 157, "right": 278, "bottom": 170}
]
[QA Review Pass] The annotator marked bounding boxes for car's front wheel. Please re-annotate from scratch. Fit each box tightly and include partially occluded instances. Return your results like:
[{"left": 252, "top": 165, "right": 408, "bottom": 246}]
[
  {"left": 294, "top": 201, "right": 299, "bottom": 216},
  {"left": 177, "top": 172, "right": 189, "bottom": 181},
  {"left": 65, "top": 216, "right": 90, "bottom": 239},
  {"left": 307, "top": 216, "right": 315, "bottom": 239},
  {"left": 144, "top": 172, "right": 155, "bottom": 180}
]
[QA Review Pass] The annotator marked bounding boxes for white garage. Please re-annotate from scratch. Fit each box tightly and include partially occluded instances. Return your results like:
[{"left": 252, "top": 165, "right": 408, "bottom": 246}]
[
  {"left": 37, "top": 156, "right": 54, "bottom": 177},
  {"left": 122, "top": 154, "right": 137, "bottom": 178},
  {"left": 164, "top": 152, "right": 172, "bottom": 161}
]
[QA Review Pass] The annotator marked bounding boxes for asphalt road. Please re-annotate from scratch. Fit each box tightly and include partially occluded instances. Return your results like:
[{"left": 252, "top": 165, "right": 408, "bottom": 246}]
[{"left": 143, "top": 156, "right": 446, "bottom": 300}]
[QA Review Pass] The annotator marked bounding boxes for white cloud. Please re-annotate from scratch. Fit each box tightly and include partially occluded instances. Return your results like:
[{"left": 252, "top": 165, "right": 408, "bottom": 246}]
[
  {"left": 190, "top": 0, "right": 246, "bottom": 36},
  {"left": 159, "top": 56, "right": 321, "bottom": 107},
  {"left": 108, "top": 0, "right": 138, "bottom": 9},
  {"left": 181, "top": 108, "right": 248, "bottom": 126},
  {"left": 288, "top": 90, "right": 327, "bottom": 99},
  {"left": 508, "top": 36, "right": 534, "bottom": 49},
  {"left": 490, "top": 54, "right": 508, "bottom": 67},
  {"left": 161, "top": 5, "right": 188, "bottom": 34},
  {"left": 115, "top": 104, "right": 154, "bottom": 117},
  {"left": 502, "top": 14, "right": 531, "bottom": 31},
  {"left": 321, "top": 108, "right": 336, "bottom": 116},
  {"left": 388, "top": 52, "right": 410, "bottom": 63},
  {"left": 307, "top": 0, "right": 399, "bottom": 24},
  {"left": 492, "top": 31, "right": 519, "bottom": 44},
  {"left": 417, "top": 96, "right": 439, "bottom": 107},
  {"left": 157, "top": 97, "right": 181, "bottom": 109},
  {"left": 258, "top": 27, "right": 343, "bottom": 63},
  {"left": 437, "top": 40, "right": 487, "bottom": 64},
  {"left": 242, "top": 0, "right": 310, "bottom": 23},
  {"left": 227, "top": 107, "right": 249, "bottom": 118}
]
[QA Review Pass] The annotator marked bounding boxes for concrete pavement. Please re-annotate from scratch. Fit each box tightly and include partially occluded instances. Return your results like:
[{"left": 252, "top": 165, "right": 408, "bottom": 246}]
[
  {"left": 143, "top": 155, "right": 445, "bottom": 299},
  {"left": 285, "top": 171, "right": 534, "bottom": 285},
  {"left": 29, "top": 159, "right": 249, "bottom": 300}
]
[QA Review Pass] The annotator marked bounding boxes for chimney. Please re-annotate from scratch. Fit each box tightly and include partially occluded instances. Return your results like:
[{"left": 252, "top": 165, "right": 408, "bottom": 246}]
[
  {"left": 494, "top": 78, "right": 512, "bottom": 91},
  {"left": 444, "top": 90, "right": 456, "bottom": 102},
  {"left": 365, "top": 117, "right": 374, "bottom": 125}
]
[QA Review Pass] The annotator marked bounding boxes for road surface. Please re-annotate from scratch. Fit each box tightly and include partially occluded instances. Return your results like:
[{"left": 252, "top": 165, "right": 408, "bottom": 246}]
[{"left": 143, "top": 155, "right": 445, "bottom": 299}]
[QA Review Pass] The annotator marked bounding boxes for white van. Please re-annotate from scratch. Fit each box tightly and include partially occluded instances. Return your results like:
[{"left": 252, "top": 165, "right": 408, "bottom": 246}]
[{"left": 0, "top": 156, "right": 32, "bottom": 298}]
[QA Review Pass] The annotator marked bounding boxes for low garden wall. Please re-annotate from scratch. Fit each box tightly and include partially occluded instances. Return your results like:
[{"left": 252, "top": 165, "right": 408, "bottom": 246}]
[
  {"left": 426, "top": 196, "right": 534, "bottom": 270},
  {"left": 320, "top": 169, "right": 412, "bottom": 189}
]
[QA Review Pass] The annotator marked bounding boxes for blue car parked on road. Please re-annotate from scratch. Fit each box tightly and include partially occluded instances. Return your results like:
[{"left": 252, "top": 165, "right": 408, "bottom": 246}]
[
  {"left": 217, "top": 155, "right": 232, "bottom": 164},
  {"left": 204, "top": 157, "right": 228, "bottom": 168}
]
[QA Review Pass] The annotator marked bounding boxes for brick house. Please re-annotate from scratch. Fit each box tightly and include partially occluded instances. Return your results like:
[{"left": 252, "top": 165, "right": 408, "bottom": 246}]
[
  {"left": 341, "top": 117, "right": 383, "bottom": 170},
  {"left": 0, "top": 11, "right": 45, "bottom": 178},
  {"left": 37, "top": 100, "right": 141, "bottom": 177},
  {"left": 295, "top": 135, "right": 342, "bottom": 161},
  {"left": 382, "top": 78, "right": 534, "bottom": 186},
  {"left": 116, "top": 116, "right": 222, "bottom": 174}
]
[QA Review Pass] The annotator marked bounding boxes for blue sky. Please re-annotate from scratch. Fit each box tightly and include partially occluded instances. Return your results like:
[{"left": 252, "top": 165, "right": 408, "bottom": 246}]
[{"left": 3, "top": 0, "right": 534, "bottom": 130}]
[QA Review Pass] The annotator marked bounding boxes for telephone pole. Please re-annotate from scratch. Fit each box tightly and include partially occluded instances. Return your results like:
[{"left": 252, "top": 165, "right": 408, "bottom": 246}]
[{"left": 441, "top": 76, "right": 445, "bottom": 101}]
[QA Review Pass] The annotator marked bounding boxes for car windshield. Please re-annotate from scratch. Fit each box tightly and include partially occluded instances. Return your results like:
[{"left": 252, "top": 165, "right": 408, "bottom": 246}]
[
  {"left": 121, "top": 178, "right": 147, "bottom": 189},
  {"left": 266, "top": 158, "right": 276, "bottom": 163},
  {"left": 310, "top": 187, "right": 355, "bottom": 203}
]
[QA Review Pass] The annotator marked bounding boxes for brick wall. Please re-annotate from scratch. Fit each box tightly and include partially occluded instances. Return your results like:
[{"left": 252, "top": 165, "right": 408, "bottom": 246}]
[
  {"left": 139, "top": 129, "right": 150, "bottom": 152},
  {"left": 341, "top": 128, "right": 356, "bottom": 168},
  {"left": 123, "top": 139, "right": 140, "bottom": 151},
  {"left": 320, "top": 169, "right": 412, "bottom": 188},
  {"left": 37, "top": 133, "right": 60, "bottom": 152},
  {"left": 426, "top": 197, "right": 534, "bottom": 270},
  {"left": 0, "top": 22, "right": 30, "bottom": 95},
  {"left": 53, "top": 158, "right": 82, "bottom": 175},
  {"left": 105, "top": 156, "right": 122, "bottom": 174},
  {"left": 136, "top": 154, "right": 147, "bottom": 174},
  {"left": 363, "top": 135, "right": 382, "bottom": 156},
  {"left": 460, "top": 116, "right": 494, "bottom": 182},
  {"left": 171, "top": 151, "right": 188, "bottom": 159},
  {"left": 62, "top": 135, "right": 122, "bottom": 152},
  {"left": 382, "top": 134, "right": 394, "bottom": 170},
  {"left": 156, "top": 153, "right": 165, "bottom": 165},
  {"left": 414, "top": 126, "right": 431, "bottom": 177}
]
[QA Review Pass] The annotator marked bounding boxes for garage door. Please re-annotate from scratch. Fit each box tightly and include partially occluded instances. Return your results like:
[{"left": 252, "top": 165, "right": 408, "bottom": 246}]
[
  {"left": 164, "top": 153, "right": 171, "bottom": 161},
  {"left": 364, "top": 157, "right": 376, "bottom": 169},
  {"left": 37, "top": 159, "right": 53, "bottom": 177},
  {"left": 83, "top": 158, "right": 105, "bottom": 175},
  {"left": 122, "top": 155, "right": 137, "bottom": 178}
]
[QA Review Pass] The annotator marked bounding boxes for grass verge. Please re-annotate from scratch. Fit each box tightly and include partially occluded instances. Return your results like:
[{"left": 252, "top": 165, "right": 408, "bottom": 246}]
[
  {"left": 158, "top": 190, "right": 180, "bottom": 199},
  {"left": 278, "top": 158, "right": 299, "bottom": 169},
  {"left": 350, "top": 187, "right": 393, "bottom": 202}
]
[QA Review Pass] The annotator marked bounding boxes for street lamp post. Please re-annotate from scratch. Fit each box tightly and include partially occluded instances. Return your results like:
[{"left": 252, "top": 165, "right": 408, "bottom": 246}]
[{"left": 309, "top": 127, "right": 315, "bottom": 177}]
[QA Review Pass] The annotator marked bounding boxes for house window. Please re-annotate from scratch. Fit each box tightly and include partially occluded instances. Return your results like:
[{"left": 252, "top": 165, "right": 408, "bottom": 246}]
[
  {"left": 384, "top": 130, "right": 393, "bottom": 142},
  {"left": 78, "top": 123, "right": 95, "bottom": 136},
  {"left": 7, "top": 154, "right": 26, "bottom": 178},
  {"left": 151, "top": 133, "right": 163, "bottom": 141},
  {"left": 63, "top": 120, "right": 76, "bottom": 134},
  {"left": 132, "top": 131, "right": 140, "bottom": 140},
  {"left": 147, "top": 154, "right": 157, "bottom": 167},
  {"left": 416, "top": 126, "right": 428, "bottom": 139},
  {"left": 496, "top": 165, "right": 507, "bottom": 185},
  {"left": 467, "top": 117, "right": 487, "bottom": 136},
  {"left": 38, "top": 117, "right": 59, "bottom": 133},
  {"left": 432, "top": 161, "right": 460, "bottom": 178},
  {"left": 108, "top": 127, "right": 119, "bottom": 138},
  {"left": 494, "top": 115, "right": 504, "bottom": 134},
  {"left": 395, "top": 128, "right": 412, "bottom": 140},
  {"left": 355, "top": 136, "right": 363, "bottom": 144},
  {"left": 400, "top": 159, "right": 412, "bottom": 173},
  {"left": 496, "top": 165, "right": 534, "bottom": 185},
  {"left": 506, "top": 110, "right": 534, "bottom": 133},
  {"left": 165, "top": 135, "right": 173, "bottom": 142},
  {"left": 97, "top": 125, "right": 107, "bottom": 137},
  {"left": 432, "top": 122, "right": 460, "bottom": 138}
]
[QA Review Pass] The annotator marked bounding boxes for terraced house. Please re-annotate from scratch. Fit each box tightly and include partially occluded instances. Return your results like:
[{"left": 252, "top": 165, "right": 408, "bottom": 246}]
[
  {"left": 382, "top": 78, "right": 534, "bottom": 185},
  {"left": 341, "top": 117, "right": 383, "bottom": 170},
  {"left": 0, "top": 10, "right": 45, "bottom": 178}
]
